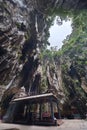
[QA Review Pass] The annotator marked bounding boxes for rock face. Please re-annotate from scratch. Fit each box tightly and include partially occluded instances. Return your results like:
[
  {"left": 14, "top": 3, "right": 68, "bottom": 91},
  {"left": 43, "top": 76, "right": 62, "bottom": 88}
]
[
  {"left": 0, "top": 0, "right": 28, "bottom": 116},
  {"left": 0, "top": 0, "right": 87, "bottom": 118},
  {"left": 0, "top": 0, "right": 47, "bottom": 114},
  {"left": 60, "top": 55, "right": 87, "bottom": 118},
  {"left": 0, "top": 0, "right": 28, "bottom": 86}
]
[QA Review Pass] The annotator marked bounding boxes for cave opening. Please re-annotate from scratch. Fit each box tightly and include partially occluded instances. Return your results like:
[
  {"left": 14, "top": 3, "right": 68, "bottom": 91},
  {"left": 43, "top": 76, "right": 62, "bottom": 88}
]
[{"left": 48, "top": 16, "right": 72, "bottom": 50}]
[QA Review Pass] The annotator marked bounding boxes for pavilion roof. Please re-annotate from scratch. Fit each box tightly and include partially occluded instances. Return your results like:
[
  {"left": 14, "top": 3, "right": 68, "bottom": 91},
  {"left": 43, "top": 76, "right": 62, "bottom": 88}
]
[{"left": 12, "top": 93, "right": 58, "bottom": 103}]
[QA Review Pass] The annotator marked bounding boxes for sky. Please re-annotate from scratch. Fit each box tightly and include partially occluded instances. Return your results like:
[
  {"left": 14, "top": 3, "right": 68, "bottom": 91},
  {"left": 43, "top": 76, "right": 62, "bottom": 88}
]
[
  {"left": 14, "top": 0, "right": 24, "bottom": 7},
  {"left": 48, "top": 16, "right": 72, "bottom": 50}
]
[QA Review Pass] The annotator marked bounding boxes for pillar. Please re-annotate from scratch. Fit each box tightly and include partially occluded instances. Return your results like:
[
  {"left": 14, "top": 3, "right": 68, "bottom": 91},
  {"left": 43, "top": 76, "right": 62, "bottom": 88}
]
[
  {"left": 50, "top": 99, "right": 54, "bottom": 120},
  {"left": 57, "top": 102, "right": 61, "bottom": 119},
  {"left": 39, "top": 103, "right": 42, "bottom": 120}
]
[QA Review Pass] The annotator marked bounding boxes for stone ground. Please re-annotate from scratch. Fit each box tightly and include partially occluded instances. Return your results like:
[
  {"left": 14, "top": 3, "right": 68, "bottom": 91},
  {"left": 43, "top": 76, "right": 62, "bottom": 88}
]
[{"left": 0, "top": 120, "right": 87, "bottom": 130}]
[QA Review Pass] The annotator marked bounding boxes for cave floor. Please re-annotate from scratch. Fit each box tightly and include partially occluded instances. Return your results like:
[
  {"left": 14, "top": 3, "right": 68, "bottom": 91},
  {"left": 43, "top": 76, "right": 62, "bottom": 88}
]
[{"left": 0, "top": 120, "right": 87, "bottom": 130}]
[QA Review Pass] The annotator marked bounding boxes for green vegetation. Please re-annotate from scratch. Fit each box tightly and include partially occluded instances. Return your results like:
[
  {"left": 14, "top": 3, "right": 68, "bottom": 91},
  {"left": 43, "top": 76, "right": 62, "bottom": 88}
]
[
  {"left": 41, "top": 9, "right": 87, "bottom": 114},
  {"left": 42, "top": 9, "right": 87, "bottom": 67}
]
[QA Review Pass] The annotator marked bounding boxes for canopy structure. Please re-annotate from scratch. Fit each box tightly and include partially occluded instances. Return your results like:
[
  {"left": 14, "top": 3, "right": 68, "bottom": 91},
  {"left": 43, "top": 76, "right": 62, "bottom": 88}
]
[
  {"left": 12, "top": 93, "right": 58, "bottom": 103},
  {"left": 3, "top": 93, "right": 61, "bottom": 126}
]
